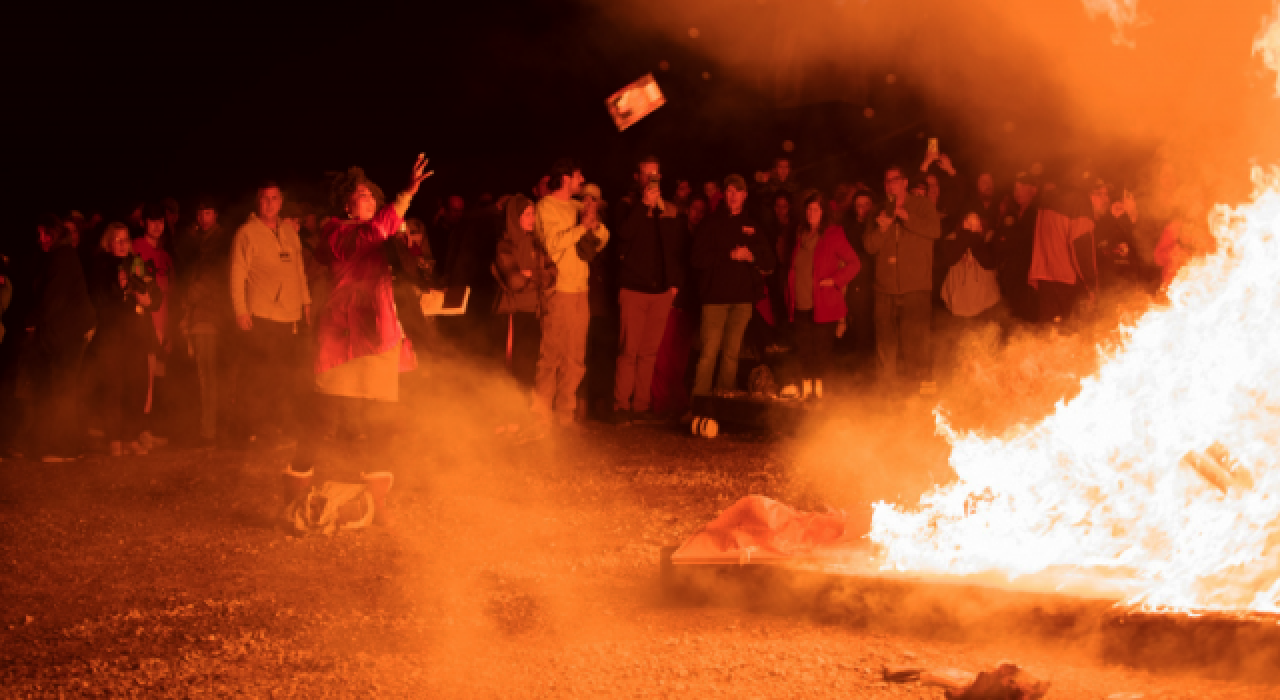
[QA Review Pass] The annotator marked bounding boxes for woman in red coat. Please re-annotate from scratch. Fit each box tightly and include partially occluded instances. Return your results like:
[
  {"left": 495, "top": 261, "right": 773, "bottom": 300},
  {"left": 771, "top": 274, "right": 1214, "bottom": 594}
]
[
  {"left": 285, "top": 154, "right": 433, "bottom": 525},
  {"left": 786, "top": 191, "right": 860, "bottom": 399}
]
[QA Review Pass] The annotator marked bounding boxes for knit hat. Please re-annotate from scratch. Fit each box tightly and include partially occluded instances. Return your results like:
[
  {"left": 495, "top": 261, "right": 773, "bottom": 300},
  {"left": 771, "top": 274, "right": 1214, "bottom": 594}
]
[
  {"left": 724, "top": 174, "right": 747, "bottom": 192},
  {"left": 143, "top": 202, "right": 167, "bottom": 222}
]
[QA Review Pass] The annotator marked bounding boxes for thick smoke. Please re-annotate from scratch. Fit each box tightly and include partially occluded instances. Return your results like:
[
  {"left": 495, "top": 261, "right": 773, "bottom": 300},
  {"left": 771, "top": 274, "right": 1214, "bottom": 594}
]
[{"left": 595, "top": 0, "right": 1280, "bottom": 198}]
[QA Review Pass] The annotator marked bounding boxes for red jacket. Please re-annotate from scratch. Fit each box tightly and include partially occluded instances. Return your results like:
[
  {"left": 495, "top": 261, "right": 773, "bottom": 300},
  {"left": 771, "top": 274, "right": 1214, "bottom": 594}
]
[
  {"left": 314, "top": 206, "right": 415, "bottom": 376},
  {"left": 787, "top": 225, "right": 860, "bottom": 323}
]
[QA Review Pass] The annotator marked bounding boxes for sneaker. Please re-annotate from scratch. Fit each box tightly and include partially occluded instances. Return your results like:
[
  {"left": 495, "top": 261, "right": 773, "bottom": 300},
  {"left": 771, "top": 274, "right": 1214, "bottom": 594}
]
[{"left": 780, "top": 384, "right": 800, "bottom": 399}]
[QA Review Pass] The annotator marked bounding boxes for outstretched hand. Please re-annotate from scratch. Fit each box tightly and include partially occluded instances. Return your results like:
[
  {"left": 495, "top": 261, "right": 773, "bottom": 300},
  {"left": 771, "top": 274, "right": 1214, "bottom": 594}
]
[{"left": 405, "top": 153, "right": 434, "bottom": 198}]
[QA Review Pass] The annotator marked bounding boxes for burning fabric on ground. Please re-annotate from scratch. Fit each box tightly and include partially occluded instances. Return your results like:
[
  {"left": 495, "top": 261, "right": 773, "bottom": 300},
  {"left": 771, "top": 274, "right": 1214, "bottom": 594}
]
[{"left": 884, "top": 661, "right": 1049, "bottom": 700}]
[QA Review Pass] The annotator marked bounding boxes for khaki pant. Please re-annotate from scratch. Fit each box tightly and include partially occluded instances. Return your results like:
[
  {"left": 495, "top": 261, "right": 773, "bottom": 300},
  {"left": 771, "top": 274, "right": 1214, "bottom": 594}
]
[
  {"left": 533, "top": 292, "right": 589, "bottom": 424},
  {"left": 693, "top": 303, "right": 754, "bottom": 396},
  {"left": 614, "top": 288, "right": 675, "bottom": 413}
]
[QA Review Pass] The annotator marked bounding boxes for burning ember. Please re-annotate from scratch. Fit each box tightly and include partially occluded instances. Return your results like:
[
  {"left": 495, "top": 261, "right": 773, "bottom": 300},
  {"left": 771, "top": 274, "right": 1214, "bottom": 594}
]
[{"left": 871, "top": 166, "right": 1280, "bottom": 613}]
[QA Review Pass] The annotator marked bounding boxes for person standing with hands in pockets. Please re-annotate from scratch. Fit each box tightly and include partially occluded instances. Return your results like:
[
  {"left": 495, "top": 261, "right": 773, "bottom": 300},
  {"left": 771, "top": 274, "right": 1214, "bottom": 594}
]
[{"left": 864, "top": 165, "right": 940, "bottom": 395}]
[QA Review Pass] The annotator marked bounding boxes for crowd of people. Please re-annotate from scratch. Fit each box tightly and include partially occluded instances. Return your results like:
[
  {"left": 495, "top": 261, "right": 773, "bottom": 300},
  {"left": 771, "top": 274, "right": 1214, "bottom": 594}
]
[{"left": 0, "top": 145, "right": 1207, "bottom": 466}]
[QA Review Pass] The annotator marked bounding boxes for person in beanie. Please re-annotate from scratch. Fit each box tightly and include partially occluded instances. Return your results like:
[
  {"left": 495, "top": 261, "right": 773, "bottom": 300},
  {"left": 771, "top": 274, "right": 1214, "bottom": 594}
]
[
  {"left": 286, "top": 155, "right": 434, "bottom": 527},
  {"left": 179, "top": 196, "right": 234, "bottom": 446},
  {"left": 532, "top": 158, "right": 609, "bottom": 430},
  {"left": 863, "top": 165, "right": 941, "bottom": 393},
  {"left": 230, "top": 181, "right": 311, "bottom": 446},
  {"left": 492, "top": 193, "right": 555, "bottom": 391},
  {"left": 612, "top": 157, "right": 684, "bottom": 424},
  {"left": 690, "top": 174, "right": 776, "bottom": 398}
]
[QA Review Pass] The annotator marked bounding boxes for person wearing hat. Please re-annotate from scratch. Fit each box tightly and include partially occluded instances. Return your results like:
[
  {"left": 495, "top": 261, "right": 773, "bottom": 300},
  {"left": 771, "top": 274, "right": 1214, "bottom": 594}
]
[
  {"left": 992, "top": 172, "right": 1041, "bottom": 322},
  {"left": 690, "top": 174, "right": 776, "bottom": 399},
  {"left": 179, "top": 196, "right": 233, "bottom": 447},
  {"left": 531, "top": 158, "right": 610, "bottom": 430},
  {"left": 610, "top": 156, "right": 684, "bottom": 425},
  {"left": 863, "top": 165, "right": 941, "bottom": 392}
]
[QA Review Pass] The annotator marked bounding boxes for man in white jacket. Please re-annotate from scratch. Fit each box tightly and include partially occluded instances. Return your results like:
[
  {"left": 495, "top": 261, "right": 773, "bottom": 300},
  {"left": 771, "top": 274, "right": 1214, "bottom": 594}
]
[{"left": 230, "top": 182, "right": 310, "bottom": 444}]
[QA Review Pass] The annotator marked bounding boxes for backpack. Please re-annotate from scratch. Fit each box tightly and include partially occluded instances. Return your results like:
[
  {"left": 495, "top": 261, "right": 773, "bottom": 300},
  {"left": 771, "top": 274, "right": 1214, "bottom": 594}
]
[{"left": 941, "top": 252, "right": 1001, "bottom": 318}]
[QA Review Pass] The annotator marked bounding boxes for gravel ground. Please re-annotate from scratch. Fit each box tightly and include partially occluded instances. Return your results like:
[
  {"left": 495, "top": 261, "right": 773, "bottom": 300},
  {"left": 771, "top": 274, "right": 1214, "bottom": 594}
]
[{"left": 1, "top": 361, "right": 1277, "bottom": 699}]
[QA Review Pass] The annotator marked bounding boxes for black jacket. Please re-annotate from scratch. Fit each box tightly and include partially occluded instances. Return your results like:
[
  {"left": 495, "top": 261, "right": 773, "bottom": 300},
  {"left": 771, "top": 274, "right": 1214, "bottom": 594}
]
[
  {"left": 87, "top": 252, "right": 163, "bottom": 351},
  {"left": 692, "top": 209, "right": 776, "bottom": 305},
  {"left": 31, "top": 244, "right": 96, "bottom": 354},
  {"left": 616, "top": 199, "right": 685, "bottom": 294}
]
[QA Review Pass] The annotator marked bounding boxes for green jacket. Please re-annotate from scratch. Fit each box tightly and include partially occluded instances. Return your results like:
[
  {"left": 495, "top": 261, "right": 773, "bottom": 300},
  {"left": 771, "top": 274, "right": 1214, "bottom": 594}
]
[
  {"left": 863, "top": 195, "right": 941, "bottom": 295},
  {"left": 535, "top": 195, "right": 610, "bottom": 294}
]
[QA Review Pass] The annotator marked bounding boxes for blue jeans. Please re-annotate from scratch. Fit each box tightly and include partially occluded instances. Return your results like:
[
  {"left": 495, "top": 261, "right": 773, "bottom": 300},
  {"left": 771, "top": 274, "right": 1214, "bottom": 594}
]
[{"left": 693, "top": 303, "right": 753, "bottom": 396}]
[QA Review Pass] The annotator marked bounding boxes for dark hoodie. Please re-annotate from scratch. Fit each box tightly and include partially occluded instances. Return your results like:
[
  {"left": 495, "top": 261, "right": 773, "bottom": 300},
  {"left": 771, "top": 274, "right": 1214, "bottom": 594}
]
[
  {"left": 692, "top": 207, "right": 777, "bottom": 305},
  {"left": 492, "top": 194, "right": 556, "bottom": 315},
  {"left": 616, "top": 195, "right": 685, "bottom": 295},
  {"left": 31, "top": 241, "right": 96, "bottom": 354}
]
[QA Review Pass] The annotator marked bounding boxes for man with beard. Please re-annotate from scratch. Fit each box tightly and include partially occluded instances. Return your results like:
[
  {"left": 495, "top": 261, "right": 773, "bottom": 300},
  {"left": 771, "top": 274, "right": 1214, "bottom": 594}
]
[{"left": 864, "top": 166, "right": 941, "bottom": 393}]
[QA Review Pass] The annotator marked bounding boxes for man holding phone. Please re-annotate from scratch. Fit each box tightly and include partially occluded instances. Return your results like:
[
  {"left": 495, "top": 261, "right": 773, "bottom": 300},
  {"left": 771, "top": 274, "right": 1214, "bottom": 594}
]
[
  {"left": 612, "top": 156, "right": 684, "bottom": 424},
  {"left": 864, "top": 165, "right": 941, "bottom": 393}
]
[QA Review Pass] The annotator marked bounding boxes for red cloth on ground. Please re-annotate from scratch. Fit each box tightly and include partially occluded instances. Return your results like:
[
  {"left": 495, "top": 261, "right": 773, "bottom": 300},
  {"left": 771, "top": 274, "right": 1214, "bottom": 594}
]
[
  {"left": 314, "top": 206, "right": 415, "bottom": 376},
  {"left": 674, "top": 495, "right": 847, "bottom": 562}
]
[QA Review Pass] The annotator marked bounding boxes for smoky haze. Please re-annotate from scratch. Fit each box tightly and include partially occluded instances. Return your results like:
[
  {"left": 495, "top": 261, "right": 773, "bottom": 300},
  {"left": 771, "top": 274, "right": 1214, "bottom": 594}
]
[{"left": 597, "top": 0, "right": 1280, "bottom": 197}]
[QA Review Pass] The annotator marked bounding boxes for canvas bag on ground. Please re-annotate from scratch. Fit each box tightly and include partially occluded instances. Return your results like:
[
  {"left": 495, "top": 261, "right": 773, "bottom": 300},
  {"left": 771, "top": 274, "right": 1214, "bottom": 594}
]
[
  {"left": 283, "top": 481, "right": 375, "bottom": 535},
  {"left": 941, "top": 252, "right": 1001, "bottom": 317}
]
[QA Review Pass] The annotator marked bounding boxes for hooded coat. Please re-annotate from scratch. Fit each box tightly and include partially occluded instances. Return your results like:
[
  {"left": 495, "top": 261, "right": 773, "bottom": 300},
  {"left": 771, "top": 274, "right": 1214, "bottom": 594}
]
[{"left": 493, "top": 194, "right": 557, "bottom": 315}]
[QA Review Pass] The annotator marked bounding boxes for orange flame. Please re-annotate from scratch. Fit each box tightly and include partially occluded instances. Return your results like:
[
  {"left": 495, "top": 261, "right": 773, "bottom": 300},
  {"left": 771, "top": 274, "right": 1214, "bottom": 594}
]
[{"left": 871, "top": 167, "right": 1280, "bottom": 612}]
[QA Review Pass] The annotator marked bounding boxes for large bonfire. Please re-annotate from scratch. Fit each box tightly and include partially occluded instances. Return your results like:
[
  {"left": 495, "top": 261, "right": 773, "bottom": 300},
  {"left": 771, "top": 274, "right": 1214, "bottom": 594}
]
[{"left": 871, "top": 6, "right": 1280, "bottom": 614}]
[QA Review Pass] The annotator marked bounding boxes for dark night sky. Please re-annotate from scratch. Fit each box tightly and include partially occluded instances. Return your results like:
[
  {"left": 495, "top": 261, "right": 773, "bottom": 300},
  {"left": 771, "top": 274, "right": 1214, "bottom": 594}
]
[
  {"left": 6, "top": 0, "right": 972, "bottom": 241},
  {"left": 13, "top": 0, "right": 1169, "bottom": 261}
]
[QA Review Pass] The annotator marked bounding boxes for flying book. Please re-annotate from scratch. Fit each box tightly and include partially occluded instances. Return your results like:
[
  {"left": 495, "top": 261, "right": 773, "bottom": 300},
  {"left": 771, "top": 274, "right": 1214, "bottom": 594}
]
[{"left": 606, "top": 74, "right": 666, "bottom": 131}]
